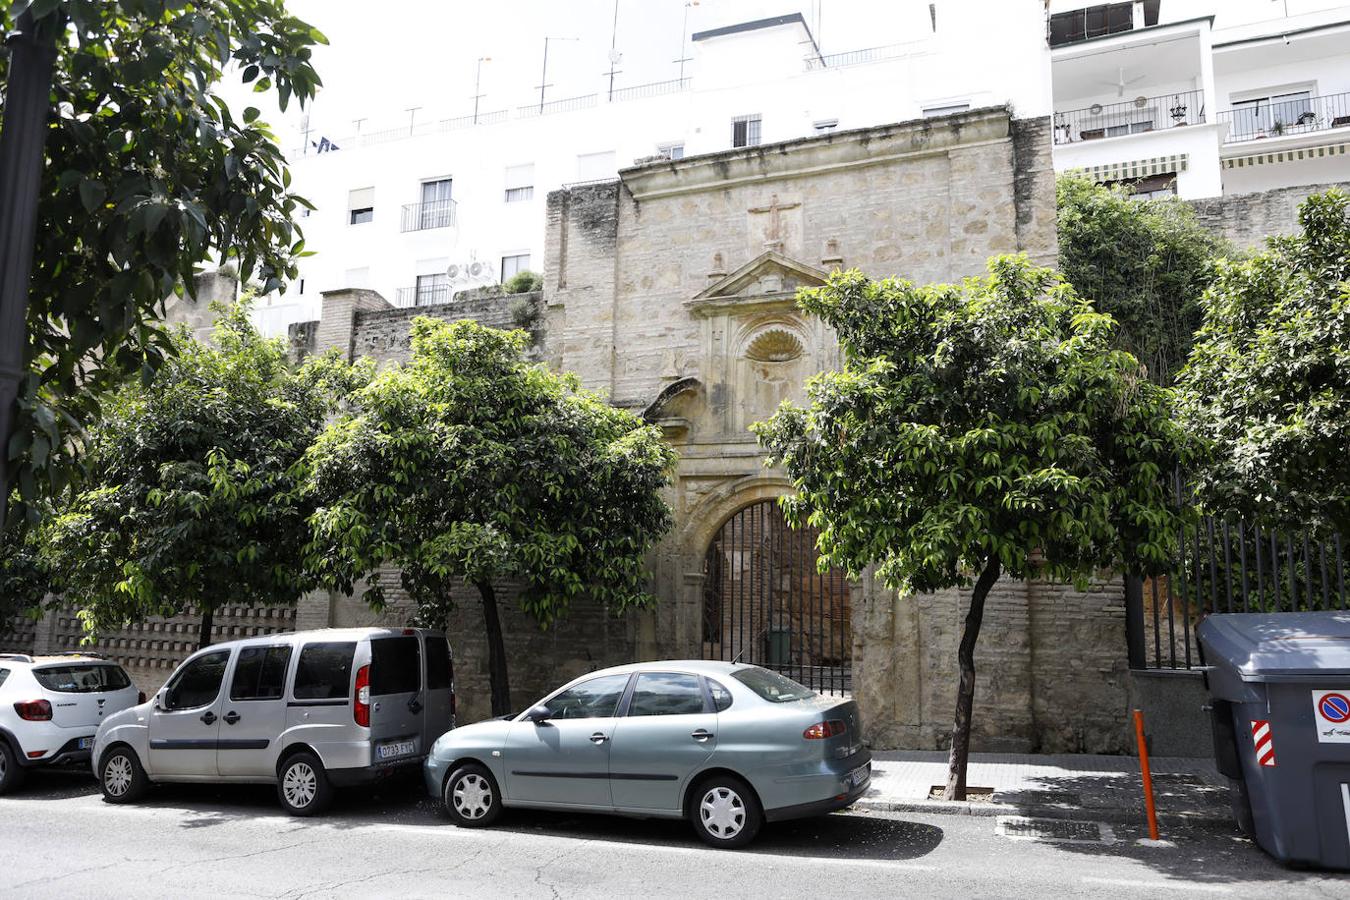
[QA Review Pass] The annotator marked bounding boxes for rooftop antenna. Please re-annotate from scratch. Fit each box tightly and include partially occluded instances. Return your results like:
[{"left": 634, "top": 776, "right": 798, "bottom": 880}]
[
  {"left": 404, "top": 106, "right": 421, "bottom": 136},
  {"left": 472, "top": 57, "right": 491, "bottom": 124},
  {"left": 675, "top": 0, "right": 698, "bottom": 82},
  {"left": 605, "top": 0, "right": 623, "bottom": 101},
  {"left": 537, "top": 36, "right": 579, "bottom": 112}
]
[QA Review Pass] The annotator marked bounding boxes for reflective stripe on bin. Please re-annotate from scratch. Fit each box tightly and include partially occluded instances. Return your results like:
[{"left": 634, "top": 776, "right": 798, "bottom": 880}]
[{"left": 1251, "top": 720, "right": 1276, "bottom": 767}]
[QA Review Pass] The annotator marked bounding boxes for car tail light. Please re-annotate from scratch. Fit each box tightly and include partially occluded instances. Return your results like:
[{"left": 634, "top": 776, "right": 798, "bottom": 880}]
[
  {"left": 354, "top": 664, "right": 371, "bottom": 727},
  {"left": 14, "top": 699, "right": 53, "bottom": 721},
  {"left": 803, "top": 719, "right": 847, "bottom": 740},
  {"left": 138, "top": 691, "right": 147, "bottom": 704}
]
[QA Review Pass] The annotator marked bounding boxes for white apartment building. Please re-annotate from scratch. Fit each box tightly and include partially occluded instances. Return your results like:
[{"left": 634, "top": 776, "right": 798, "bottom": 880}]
[
  {"left": 1048, "top": 0, "right": 1350, "bottom": 199},
  {"left": 253, "top": 3, "right": 1052, "bottom": 337}
]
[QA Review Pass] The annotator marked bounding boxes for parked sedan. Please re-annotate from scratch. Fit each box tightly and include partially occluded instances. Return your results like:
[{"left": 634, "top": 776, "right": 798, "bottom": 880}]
[{"left": 423, "top": 661, "right": 871, "bottom": 847}]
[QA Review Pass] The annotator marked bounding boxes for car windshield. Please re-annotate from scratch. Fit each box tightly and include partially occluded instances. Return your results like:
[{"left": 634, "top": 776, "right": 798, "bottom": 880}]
[{"left": 731, "top": 667, "right": 816, "bottom": 702}]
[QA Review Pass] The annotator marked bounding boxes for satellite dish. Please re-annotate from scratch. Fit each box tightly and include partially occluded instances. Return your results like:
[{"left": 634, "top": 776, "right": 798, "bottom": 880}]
[
  {"left": 1133, "top": 95, "right": 1148, "bottom": 108},
  {"left": 1089, "top": 103, "right": 1103, "bottom": 116}
]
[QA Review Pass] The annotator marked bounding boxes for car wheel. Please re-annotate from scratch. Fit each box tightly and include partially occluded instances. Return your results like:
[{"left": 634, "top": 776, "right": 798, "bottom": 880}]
[
  {"left": 99, "top": 746, "right": 149, "bottom": 804},
  {"left": 0, "top": 740, "right": 27, "bottom": 795},
  {"left": 444, "top": 763, "right": 503, "bottom": 827},
  {"left": 277, "top": 752, "right": 333, "bottom": 817},
  {"left": 689, "top": 775, "right": 762, "bottom": 848}
]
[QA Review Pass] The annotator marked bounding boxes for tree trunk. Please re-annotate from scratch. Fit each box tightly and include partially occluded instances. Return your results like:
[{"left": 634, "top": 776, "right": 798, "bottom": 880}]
[
  {"left": 943, "top": 555, "right": 1003, "bottom": 801},
  {"left": 197, "top": 607, "right": 214, "bottom": 651},
  {"left": 476, "top": 580, "right": 511, "bottom": 717}
]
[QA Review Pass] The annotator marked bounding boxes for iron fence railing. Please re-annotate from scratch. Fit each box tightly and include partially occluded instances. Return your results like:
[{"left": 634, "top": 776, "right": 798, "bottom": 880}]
[
  {"left": 1127, "top": 491, "right": 1346, "bottom": 672},
  {"left": 400, "top": 199, "right": 457, "bottom": 232},
  {"left": 517, "top": 93, "right": 597, "bottom": 118},
  {"left": 609, "top": 77, "right": 690, "bottom": 102},
  {"left": 804, "top": 41, "right": 921, "bottom": 70},
  {"left": 1216, "top": 90, "right": 1350, "bottom": 143},
  {"left": 1053, "top": 89, "right": 1205, "bottom": 145},
  {"left": 393, "top": 285, "right": 453, "bottom": 308}
]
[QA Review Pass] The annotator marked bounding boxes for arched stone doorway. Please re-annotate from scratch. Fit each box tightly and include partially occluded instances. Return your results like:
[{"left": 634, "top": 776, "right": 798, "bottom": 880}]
[{"left": 700, "top": 499, "right": 852, "bottom": 694}]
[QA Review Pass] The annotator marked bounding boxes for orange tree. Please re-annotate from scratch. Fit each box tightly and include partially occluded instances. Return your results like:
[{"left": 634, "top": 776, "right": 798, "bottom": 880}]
[
  {"left": 754, "top": 256, "right": 1189, "bottom": 799},
  {"left": 302, "top": 319, "right": 676, "bottom": 717}
]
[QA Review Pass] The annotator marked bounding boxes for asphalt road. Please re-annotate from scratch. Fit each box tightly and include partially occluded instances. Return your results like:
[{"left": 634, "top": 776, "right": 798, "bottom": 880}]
[{"left": 2, "top": 769, "right": 1345, "bottom": 899}]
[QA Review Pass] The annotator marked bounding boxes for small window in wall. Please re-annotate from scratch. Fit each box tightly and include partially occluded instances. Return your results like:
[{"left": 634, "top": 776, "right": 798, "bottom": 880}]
[
  {"left": 922, "top": 104, "right": 969, "bottom": 118},
  {"left": 732, "top": 114, "right": 762, "bottom": 148},
  {"left": 658, "top": 143, "right": 685, "bottom": 160},
  {"left": 415, "top": 273, "right": 449, "bottom": 305},
  {"left": 813, "top": 118, "right": 839, "bottom": 133},
  {"left": 576, "top": 151, "right": 617, "bottom": 182},
  {"left": 501, "top": 253, "right": 531, "bottom": 281},
  {"left": 348, "top": 187, "right": 374, "bottom": 225},
  {"left": 505, "top": 164, "right": 534, "bottom": 202}
]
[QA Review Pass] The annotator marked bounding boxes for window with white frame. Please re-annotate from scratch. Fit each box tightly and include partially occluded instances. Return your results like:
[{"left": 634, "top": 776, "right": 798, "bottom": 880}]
[
  {"left": 418, "top": 178, "right": 454, "bottom": 229},
  {"left": 732, "top": 114, "right": 761, "bottom": 148},
  {"left": 576, "top": 151, "right": 616, "bottom": 182},
  {"left": 348, "top": 187, "right": 374, "bottom": 225},
  {"left": 415, "top": 272, "right": 449, "bottom": 306},
  {"left": 505, "top": 164, "right": 534, "bottom": 202},
  {"left": 657, "top": 143, "right": 685, "bottom": 160},
  {"left": 1230, "top": 90, "right": 1314, "bottom": 138},
  {"left": 501, "top": 253, "right": 531, "bottom": 281}
]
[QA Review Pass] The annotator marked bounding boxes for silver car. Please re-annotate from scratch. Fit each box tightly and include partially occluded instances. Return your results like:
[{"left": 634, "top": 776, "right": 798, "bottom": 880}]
[
  {"left": 93, "top": 627, "right": 454, "bottom": 815},
  {"left": 423, "top": 661, "right": 871, "bottom": 847}
]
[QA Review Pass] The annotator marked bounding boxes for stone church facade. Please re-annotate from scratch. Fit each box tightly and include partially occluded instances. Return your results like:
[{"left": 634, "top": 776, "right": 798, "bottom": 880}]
[{"left": 9, "top": 107, "right": 1142, "bottom": 752}]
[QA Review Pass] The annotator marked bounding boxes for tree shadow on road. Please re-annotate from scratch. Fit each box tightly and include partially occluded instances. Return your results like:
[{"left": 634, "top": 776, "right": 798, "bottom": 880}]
[{"left": 991, "top": 772, "right": 1343, "bottom": 887}]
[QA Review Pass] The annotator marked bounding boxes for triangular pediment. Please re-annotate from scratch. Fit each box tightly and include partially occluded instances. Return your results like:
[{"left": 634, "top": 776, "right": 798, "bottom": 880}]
[{"left": 692, "top": 251, "right": 831, "bottom": 303}]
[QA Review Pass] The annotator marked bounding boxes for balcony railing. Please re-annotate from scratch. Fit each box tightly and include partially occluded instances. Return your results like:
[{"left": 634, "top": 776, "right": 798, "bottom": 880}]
[
  {"left": 1216, "top": 91, "right": 1350, "bottom": 143},
  {"left": 517, "top": 94, "right": 598, "bottom": 118},
  {"left": 394, "top": 284, "right": 452, "bottom": 308},
  {"left": 400, "top": 198, "right": 457, "bottom": 232},
  {"left": 1053, "top": 90, "right": 1205, "bottom": 145},
  {"left": 609, "top": 77, "right": 690, "bottom": 102}
]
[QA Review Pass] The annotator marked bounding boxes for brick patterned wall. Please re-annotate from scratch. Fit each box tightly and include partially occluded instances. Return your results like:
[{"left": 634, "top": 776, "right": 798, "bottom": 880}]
[{"left": 1, "top": 615, "right": 38, "bottom": 653}]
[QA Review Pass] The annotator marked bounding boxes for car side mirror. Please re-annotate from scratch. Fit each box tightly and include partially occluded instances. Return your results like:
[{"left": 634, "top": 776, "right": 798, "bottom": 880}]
[
  {"left": 525, "top": 704, "right": 552, "bottom": 724},
  {"left": 153, "top": 690, "right": 167, "bottom": 711}
]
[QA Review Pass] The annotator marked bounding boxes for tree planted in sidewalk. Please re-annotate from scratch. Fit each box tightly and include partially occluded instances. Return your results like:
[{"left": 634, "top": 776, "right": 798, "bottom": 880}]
[
  {"left": 1177, "top": 188, "right": 1350, "bottom": 536},
  {"left": 754, "top": 257, "right": 1189, "bottom": 800},
  {"left": 302, "top": 318, "right": 676, "bottom": 717},
  {"left": 42, "top": 307, "right": 368, "bottom": 649},
  {"left": 0, "top": 0, "right": 325, "bottom": 526}
]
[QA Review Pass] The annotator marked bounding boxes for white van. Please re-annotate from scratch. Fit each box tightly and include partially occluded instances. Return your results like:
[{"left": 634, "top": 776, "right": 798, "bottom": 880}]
[{"left": 92, "top": 628, "right": 454, "bottom": 815}]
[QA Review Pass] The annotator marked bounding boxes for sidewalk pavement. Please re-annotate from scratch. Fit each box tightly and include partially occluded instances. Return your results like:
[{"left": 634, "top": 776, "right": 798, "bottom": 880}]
[{"left": 855, "top": 751, "right": 1234, "bottom": 826}]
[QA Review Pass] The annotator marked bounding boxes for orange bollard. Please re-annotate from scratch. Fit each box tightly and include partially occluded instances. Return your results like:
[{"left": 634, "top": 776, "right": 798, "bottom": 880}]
[{"left": 1134, "top": 708, "right": 1160, "bottom": 841}]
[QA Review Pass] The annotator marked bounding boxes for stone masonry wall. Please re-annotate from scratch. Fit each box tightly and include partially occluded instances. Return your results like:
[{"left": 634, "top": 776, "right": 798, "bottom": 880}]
[
  {"left": 1190, "top": 179, "right": 1350, "bottom": 249},
  {"left": 350, "top": 290, "right": 545, "bottom": 366},
  {"left": 854, "top": 574, "right": 1132, "bottom": 755}
]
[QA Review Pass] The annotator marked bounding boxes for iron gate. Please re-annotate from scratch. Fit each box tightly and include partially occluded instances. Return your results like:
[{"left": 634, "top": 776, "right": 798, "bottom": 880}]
[{"left": 701, "top": 499, "right": 852, "bottom": 695}]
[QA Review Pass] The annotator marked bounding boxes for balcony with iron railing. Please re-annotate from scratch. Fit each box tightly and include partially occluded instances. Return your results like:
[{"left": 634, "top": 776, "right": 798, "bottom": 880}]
[
  {"left": 1053, "top": 89, "right": 1205, "bottom": 145},
  {"left": 1216, "top": 91, "right": 1350, "bottom": 144},
  {"left": 400, "top": 198, "right": 457, "bottom": 233},
  {"left": 394, "top": 284, "right": 453, "bottom": 308}
]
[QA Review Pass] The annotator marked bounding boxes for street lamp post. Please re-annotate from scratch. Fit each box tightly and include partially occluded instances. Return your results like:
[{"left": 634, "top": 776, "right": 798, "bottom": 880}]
[{"left": 0, "top": 10, "right": 60, "bottom": 532}]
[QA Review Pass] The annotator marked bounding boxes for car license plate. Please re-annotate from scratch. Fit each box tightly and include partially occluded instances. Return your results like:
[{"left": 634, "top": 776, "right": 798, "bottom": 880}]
[
  {"left": 77, "top": 737, "right": 93, "bottom": 751},
  {"left": 850, "top": 764, "right": 870, "bottom": 787},
  {"left": 376, "top": 739, "right": 416, "bottom": 761}
]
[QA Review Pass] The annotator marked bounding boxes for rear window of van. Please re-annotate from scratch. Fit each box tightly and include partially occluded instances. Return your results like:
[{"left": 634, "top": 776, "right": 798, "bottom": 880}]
[
  {"left": 293, "top": 642, "right": 355, "bottom": 700},
  {"left": 33, "top": 664, "right": 131, "bottom": 693},
  {"left": 370, "top": 636, "right": 420, "bottom": 696}
]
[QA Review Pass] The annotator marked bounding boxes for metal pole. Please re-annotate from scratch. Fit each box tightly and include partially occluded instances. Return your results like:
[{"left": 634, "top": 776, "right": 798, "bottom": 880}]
[
  {"left": 539, "top": 37, "right": 550, "bottom": 113},
  {"left": 1134, "top": 709, "right": 1161, "bottom": 841},
  {"left": 0, "top": 11, "right": 59, "bottom": 532},
  {"left": 1124, "top": 574, "right": 1146, "bottom": 670},
  {"left": 608, "top": 0, "right": 620, "bottom": 102},
  {"left": 473, "top": 57, "right": 490, "bottom": 124}
]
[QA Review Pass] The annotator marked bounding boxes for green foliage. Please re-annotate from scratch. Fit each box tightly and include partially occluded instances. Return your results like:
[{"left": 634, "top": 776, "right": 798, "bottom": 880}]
[
  {"left": 303, "top": 317, "right": 675, "bottom": 626},
  {"left": 41, "top": 307, "right": 369, "bottom": 641},
  {"left": 1, "top": 0, "right": 325, "bottom": 519},
  {"left": 503, "top": 270, "right": 543, "bottom": 294},
  {"left": 754, "top": 256, "right": 1191, "bottom": 596},
  {"left": 1, "top": 517, "right": 51, "bottom": 631},
  {"left": 1177, "top": 188, "right": 1350, "bottom": 535},
  {"left": 1056, "top": 173, "right": 1227, "bottom": 384}
]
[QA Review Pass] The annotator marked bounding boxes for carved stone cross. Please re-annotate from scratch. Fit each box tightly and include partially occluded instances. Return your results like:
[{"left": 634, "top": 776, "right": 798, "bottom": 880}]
[{"left": 747, "top": 194, "right": 802, "bottom": 253}]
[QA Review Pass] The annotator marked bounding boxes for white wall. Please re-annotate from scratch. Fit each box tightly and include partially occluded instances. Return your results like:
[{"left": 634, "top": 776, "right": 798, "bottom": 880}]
[{"left": 1055, "top": 120, "right": 1225, "bottom": 195}]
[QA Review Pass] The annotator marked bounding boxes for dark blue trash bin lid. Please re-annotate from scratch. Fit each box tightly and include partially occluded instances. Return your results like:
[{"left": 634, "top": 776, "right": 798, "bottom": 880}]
[{"left": 1198, "top": 612, "right": 1350, "bottom": 682}]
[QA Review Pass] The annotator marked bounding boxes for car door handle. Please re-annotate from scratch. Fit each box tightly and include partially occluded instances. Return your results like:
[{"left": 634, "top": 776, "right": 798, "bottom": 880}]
[
  {"left": 590, "top": 732, "right": 609, "bottom": 744},
  {"left": 223, "top": 711, "right": 240, "bottom": 726},
  {"left": 691, "top": 730, "right": 714, "bottom": 742},
  {"left": 200, "top": 711, "right": 217, "bottom": 725}
]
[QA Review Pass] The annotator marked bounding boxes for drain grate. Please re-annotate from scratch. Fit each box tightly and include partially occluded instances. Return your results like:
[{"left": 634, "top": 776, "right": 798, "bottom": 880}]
[{"left": 995, "top": 816, "right": 1115, "bottom": 845}]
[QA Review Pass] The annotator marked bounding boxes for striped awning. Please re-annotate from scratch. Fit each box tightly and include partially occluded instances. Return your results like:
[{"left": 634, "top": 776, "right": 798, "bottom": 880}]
[
  {"left": 1084, "top": 154, "right": 1189, "bottom": 183},
  {"left": 1223, "top": 143, "right": 1347, "bottom": 169}
]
